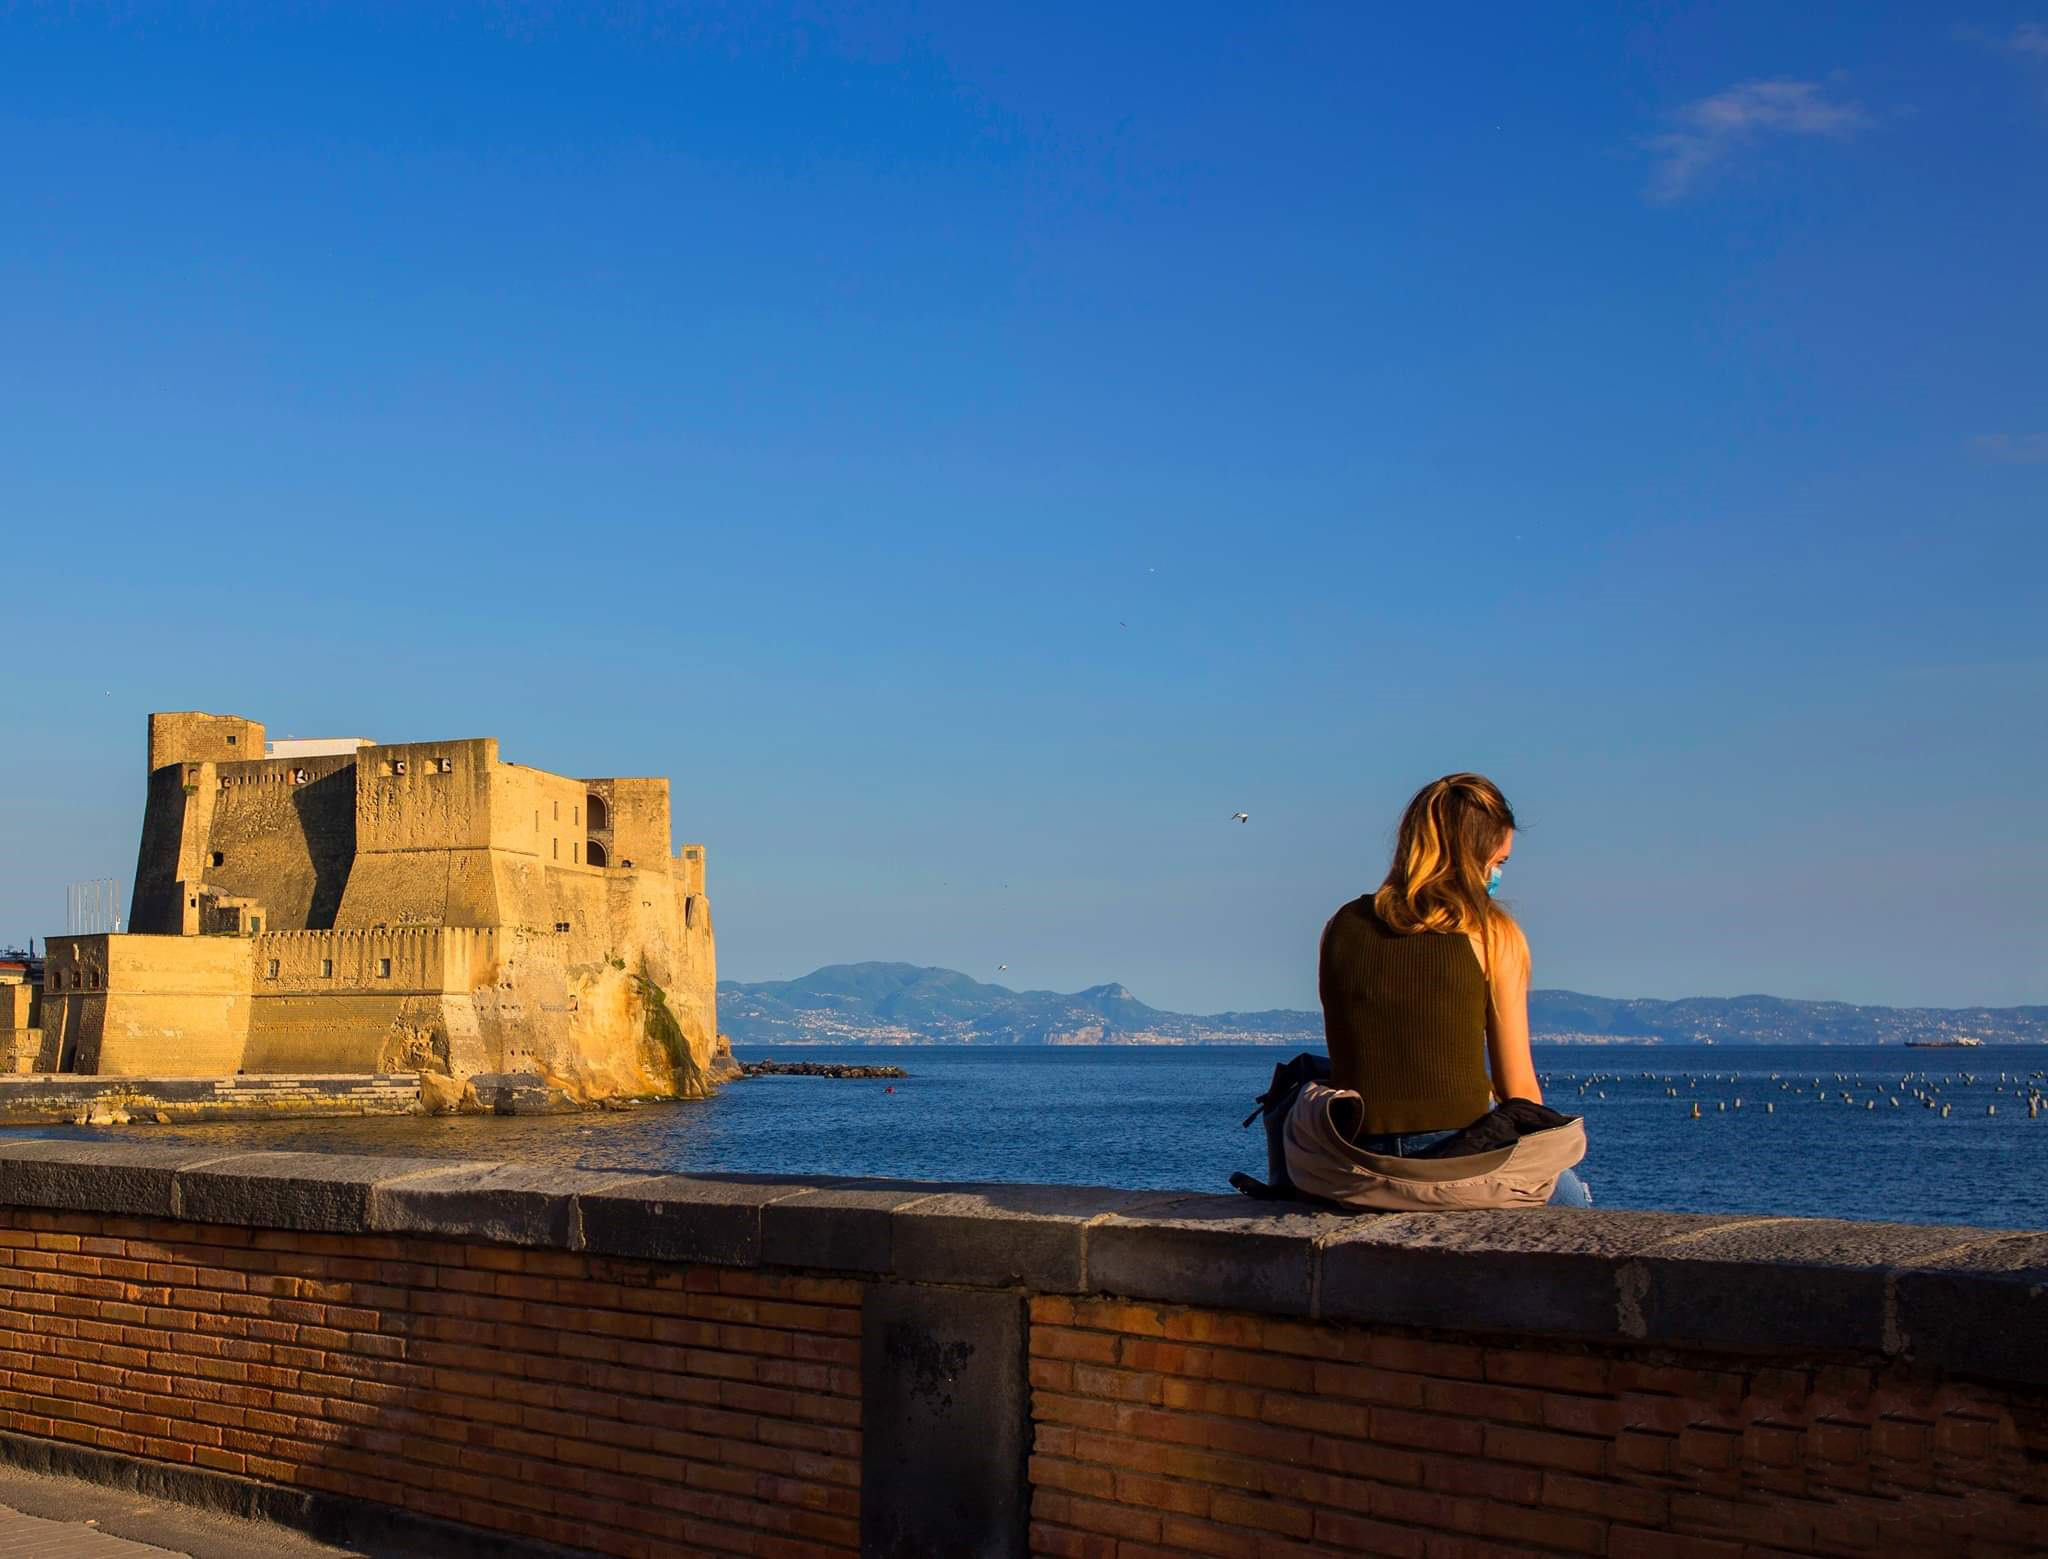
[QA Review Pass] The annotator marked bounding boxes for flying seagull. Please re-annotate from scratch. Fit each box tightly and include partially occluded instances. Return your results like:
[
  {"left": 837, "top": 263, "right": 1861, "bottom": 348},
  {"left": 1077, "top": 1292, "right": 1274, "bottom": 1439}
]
[
  {"left": 997, "top": 964, "right": 1009, "bottom": 972},
  {"left": 1230, "top": 812, "right": 1250, "bottom": 824}
]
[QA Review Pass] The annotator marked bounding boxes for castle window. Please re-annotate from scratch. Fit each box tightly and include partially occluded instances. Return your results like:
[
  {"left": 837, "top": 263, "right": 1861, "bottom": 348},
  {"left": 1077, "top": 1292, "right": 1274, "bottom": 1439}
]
[
  {"left": 376, "top": 958, "right": 392, "bottom": 978},
  {"left": 249, "top": 917, "right": 261, "bottom": 933},
  {"left": 553, "top": 800, "right": 559, "bottom": 820},
  {"left": 291, "top": 768, "right": 307, "bottom": 784},
  {"left": 621, "top": 858, "right": 634, "bottom": 869},
  {"left": 394, "top": 759, "right": 408, "bottom": 776},
  {"left": 266, "top": 960, "right": 279, "bottom": 979},
  {"left": 87, "top": 970, "right": 100, "bottom": 990},
  {"left": 211, "top": 851, "right": 224, "bottom": 867},
  {"left": 573, "top": 804, "right": 580, "bottom": 827},
  {"left": 587, "top": 841, "right": 608, "bottom": 867},
  {"left": 437, "top": 757, "right": 452, "bottom": 773},
  {"left": 572, "top": 841, "right": 579, "bottom": 864},
  {"left": 587, "top": 794, "right": 608, "bottom": 831},
  {"left": 685, "top": 897, "right": 696, "bottom": 930},
  {"left": 70, "top": 970, "right": 80, "bottom": 989},
  {"left": 226, "top": 734, "right": 236, "bottom": 745},
  {"left": 554, "top": 921, "right": 571, "bottom": 933},
  {"left": 320, "top": 958, "right": 333, "bottom": 978}
]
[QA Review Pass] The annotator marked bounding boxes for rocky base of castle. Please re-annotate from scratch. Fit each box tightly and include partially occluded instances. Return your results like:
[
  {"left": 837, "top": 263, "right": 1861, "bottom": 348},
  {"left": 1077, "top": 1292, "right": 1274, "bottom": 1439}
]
[{"left": 0, "top": 1070, "right": 634, "bottom": 1125}]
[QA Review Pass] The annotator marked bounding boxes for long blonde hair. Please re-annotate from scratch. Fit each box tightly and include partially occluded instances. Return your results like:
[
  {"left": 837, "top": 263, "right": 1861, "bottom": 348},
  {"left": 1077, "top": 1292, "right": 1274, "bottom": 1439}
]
[{"left": 1372, "top": 772, "right": 1527, "bottom": 981}]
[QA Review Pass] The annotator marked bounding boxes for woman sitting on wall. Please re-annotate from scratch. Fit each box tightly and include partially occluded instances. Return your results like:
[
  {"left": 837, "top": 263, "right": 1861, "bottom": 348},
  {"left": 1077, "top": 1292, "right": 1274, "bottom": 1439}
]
[{"left": 1291, "top": 772, "right": 1591, "bottom": 1208}]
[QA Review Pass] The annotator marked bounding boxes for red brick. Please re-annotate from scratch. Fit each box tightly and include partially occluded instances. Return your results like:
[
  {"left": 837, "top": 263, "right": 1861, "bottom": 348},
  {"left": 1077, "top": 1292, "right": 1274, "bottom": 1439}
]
[
  {"left": 1313, "top": 1361, "right": 1425, "bottom": 1407},
  {"left": 1208, "top": 1488, "right": 1314, "bottom": 1540},
  {"left": 1313, "top": 1509, "right": 1428, "bottom": 1558},
  {"left": 1871, "top": 1415, "right": 1932, "bottom": 1462},
  {"left": 1068, "top": 1299, "right": 1170, "bottom": 1337},
  {"left": 1157, "top": 1514, "right": 1264, "bottom": 1559},
  {"left": 1059, "top": 1493, "right": 1163, "bottom": 1543},
  {"left": 1367, "top": 1336, "right": 1485, "bottom": 1380},
  {"left": 1371, "top": 1406, "right": 1484, "bottom": 1456},
  {"left": 1070, "top": 1364, "right": 1163, "bottom": 1405},
  {"left": 1417, "top": 1451, "right": 1541, "bottom": 1504},
  {"left": 1030, "top": 1357, "right": 1075, "bottom": 1393},
  {"left": 1482, "top": 1422, "right": 1608, "bottom": 1474},
  {"left": 1616, "top": 1428, "right": 1675, "bottom": 1474},
  {"left": 1542, "top": 1469, "right": 1670, "bottom": 1526},
  {"left": 1034, "top": 1327, "right": 1122, "bottom": 1366},
  {"left": 1483, "top": 1500, "right": 1608, "bottom": 1552},
  {"left": 1677, "top": 1425, "right": 1741, "bottom": 1472},
  {"left": 1419, "top": 1376, "right": 1546, "bottom": 1425},
  {"left": 1370, "top": 1482, "right": 1488, "bottom": 1536},
  {"left": 1029, "top": 1521, "right": 1116, "bottom": 1559},
  {"left": 1934, "top": 1412, "right": 1997, "bottom": 1460},
  {"left": 1111, "top": 1470, "right": 1212, "bottom": 1519},
  {"left": 1481, "top": 1348, "right": 1613, "bottom": 1394}
]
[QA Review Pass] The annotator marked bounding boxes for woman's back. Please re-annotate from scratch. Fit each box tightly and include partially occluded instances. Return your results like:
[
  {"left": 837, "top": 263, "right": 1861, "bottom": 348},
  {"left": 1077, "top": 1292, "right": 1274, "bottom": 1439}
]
[{"left": 1320, "top": 894, "right": 1493, "bottom": 1135}]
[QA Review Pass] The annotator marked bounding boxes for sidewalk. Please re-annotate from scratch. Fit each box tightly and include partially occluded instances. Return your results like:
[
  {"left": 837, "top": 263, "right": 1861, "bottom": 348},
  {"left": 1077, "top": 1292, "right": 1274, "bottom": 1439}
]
[{"left": 0, "top": 1464, "right": 378, "bottom": 1559}]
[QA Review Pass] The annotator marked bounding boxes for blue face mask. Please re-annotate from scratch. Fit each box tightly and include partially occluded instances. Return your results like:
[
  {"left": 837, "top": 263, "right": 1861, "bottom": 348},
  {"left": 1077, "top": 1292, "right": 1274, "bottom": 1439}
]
[{"left": 1485, "top": 866, "right": 1503, "bottom": 898}]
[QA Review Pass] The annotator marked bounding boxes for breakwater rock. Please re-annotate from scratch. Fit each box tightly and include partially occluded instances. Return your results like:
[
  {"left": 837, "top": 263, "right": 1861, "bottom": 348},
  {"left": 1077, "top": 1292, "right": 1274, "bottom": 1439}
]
[{"left": 738, "top": 1058, "right": 908, "bottom": 1079}]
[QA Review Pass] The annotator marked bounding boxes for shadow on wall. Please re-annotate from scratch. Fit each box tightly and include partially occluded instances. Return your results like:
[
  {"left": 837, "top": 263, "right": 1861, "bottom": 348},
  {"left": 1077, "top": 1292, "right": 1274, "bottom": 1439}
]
[{"left": 293, "top": 770, "right": 355, "bottom": 930}]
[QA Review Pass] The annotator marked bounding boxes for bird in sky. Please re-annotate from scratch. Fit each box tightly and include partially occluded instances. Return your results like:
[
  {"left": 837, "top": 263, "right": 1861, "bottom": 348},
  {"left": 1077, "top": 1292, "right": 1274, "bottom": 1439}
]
[
  {"left": 1230, "top": 812, "right": 1250, "bottom": 824},
  {"left": 997, "top": 964, "right": 1009, "bottom": 972}
]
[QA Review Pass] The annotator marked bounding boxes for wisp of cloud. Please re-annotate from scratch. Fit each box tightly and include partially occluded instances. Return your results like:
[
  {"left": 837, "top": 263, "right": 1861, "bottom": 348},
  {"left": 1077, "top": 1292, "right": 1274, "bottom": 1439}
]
[{"left": 1647, "top": 79, "right": 1869, "bottom": 202}]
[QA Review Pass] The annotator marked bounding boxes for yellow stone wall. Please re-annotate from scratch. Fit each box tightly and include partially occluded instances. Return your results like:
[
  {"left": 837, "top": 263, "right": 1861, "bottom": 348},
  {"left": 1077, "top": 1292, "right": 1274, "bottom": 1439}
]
[
  {"left": 42, "top": 935, "right": 251, "bottom": 1077},
  {"left": 0, "top": 984, "right": 37, "bottom": 1074}
]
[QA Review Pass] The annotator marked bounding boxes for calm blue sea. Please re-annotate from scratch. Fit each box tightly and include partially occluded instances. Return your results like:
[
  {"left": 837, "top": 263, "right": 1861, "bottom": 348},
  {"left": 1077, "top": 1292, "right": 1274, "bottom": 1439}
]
[{"left": 35, "top": 1044, "right": 2047, "bottom": 1230}]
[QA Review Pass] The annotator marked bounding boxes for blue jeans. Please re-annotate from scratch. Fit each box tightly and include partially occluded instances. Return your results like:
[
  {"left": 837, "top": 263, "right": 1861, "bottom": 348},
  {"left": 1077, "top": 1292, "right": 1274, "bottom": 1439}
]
[{"left": 1359, "top": 1128, "right": 1593, "bottom": 1208}]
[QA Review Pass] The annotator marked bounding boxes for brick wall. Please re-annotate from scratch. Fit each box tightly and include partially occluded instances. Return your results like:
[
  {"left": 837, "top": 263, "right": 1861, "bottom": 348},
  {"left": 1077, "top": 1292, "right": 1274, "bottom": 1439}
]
[
  {"left": 0, "top": 1207, "right": 860, "bottom": 1558},
  {"left": 0, "top": 1145, "right": 2042, "bottom": 1558},
  {"left": 1027, "top": 1297, "right": 2044, "bottom": 1559}
]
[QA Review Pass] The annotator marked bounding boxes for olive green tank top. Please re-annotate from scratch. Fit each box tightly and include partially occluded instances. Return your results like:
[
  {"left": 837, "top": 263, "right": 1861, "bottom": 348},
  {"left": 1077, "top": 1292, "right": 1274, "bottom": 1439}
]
[{"left": 1319, "top": 895, "right": 1493, "bottom": 1135}]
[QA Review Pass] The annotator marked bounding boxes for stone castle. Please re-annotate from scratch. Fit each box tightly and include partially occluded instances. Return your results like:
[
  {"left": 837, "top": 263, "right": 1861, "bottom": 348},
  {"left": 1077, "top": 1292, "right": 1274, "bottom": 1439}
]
[{"left": 35, "top": 712, "right": 718, "bottom": 1098}]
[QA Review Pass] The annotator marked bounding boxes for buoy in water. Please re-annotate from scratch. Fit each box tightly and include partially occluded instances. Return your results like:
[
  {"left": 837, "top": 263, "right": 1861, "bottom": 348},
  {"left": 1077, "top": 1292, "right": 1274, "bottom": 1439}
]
[
  {"left": 885, "top": 1086, "right": 895, "bottom": 1094},
  {"left": 1689, "top": 1102, "right": 1701, "bottom": 1119}
]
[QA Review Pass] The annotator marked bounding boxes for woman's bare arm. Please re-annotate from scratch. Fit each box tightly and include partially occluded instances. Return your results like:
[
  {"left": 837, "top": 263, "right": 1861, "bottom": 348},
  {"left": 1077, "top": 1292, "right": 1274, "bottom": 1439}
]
[{"left": 1482, "top": 922, "right": 1543, "bottom": 1105}]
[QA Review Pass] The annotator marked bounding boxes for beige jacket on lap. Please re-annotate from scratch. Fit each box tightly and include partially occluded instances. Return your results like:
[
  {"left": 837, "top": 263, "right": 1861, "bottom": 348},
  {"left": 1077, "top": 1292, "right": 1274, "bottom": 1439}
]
[{"left": 1283, "top": 1080, "right": 1587, "bottom": 1211}]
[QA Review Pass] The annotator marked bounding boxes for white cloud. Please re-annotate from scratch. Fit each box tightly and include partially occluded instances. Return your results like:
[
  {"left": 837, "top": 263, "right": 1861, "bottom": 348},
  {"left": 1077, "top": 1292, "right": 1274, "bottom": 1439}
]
[
  {"left": 2006, "top": 22, "right": 2048, "bottom": 58},
  {"left": 1646, "top": 79, "right": 1870, "bottom": 203},
  {"left": 1971, "top": 432, "right": 2048, "bottom": 464}
]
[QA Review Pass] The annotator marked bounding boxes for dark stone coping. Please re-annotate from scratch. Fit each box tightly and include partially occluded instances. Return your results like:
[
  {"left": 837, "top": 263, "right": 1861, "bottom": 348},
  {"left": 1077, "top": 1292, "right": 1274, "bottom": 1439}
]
[{"left": 0, "top": 1139, "right": 2042, "bottom": 1384}]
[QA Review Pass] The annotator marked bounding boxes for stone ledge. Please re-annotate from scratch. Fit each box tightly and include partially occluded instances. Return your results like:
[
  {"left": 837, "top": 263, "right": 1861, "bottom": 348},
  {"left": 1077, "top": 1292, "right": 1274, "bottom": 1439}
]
[{"left": 0, "top": 1139, "right": 2040, "bottom": 1380}]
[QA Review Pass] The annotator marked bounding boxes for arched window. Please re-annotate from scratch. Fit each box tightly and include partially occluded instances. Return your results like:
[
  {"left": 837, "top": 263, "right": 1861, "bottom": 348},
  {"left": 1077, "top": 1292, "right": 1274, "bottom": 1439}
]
[
  {"left": 587, "top": 840, "right": 608, "bottom": 868},
  {"left": 587, "top": 794, "right": 609, "bottom": 831}
]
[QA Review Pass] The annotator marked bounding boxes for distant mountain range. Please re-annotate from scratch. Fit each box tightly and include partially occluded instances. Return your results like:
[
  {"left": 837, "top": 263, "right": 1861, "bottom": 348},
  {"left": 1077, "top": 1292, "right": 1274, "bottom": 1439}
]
[{"left": 717, "top": 963, "right": 2048, "bottom": 1048}]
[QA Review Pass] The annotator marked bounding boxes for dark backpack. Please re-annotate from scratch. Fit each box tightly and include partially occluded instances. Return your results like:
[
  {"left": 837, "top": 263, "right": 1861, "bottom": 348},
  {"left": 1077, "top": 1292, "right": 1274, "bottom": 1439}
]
[{"left": 1230, "top": 1050, "right": 1331, "bottom": 1202}]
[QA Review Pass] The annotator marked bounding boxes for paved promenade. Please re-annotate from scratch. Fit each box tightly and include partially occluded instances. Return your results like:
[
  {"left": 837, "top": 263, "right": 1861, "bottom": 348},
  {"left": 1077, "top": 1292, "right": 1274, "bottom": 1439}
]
[{"left": 0, "top": 1466, "right": 383, "bottom": 1559}]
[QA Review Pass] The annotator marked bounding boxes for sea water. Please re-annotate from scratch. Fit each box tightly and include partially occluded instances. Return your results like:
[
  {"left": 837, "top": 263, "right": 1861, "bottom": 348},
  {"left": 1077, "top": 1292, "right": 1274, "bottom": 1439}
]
[{"left": 23, "top": 1044, "right": 2047, "bottom": 1229}]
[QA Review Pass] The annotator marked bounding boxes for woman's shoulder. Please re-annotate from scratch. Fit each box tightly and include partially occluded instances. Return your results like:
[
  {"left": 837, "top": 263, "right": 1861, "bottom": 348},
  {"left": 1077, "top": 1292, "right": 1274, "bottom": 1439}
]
[
  {"left": 1326, "top": 893, "right": 1381, "bottom": 932},
  {"left": 1324, "top": 894, "right": 1399, "bottom": 951}
]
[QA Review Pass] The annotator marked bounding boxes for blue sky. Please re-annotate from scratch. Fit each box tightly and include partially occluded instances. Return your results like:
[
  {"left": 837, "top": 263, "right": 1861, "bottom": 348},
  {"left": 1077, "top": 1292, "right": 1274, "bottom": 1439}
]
[{"left": 2, "top": 3, "right": 2043, "bottom": 1012}]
